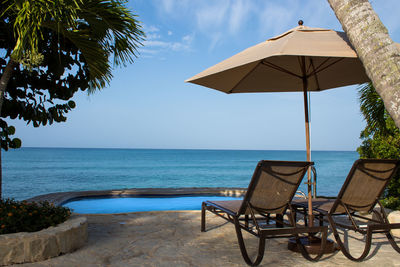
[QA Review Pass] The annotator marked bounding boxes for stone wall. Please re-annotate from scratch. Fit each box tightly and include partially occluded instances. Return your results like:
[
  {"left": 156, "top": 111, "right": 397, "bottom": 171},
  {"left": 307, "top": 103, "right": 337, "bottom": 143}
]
[{"left": 0, "top": 216, "right": 87, "bottom": 266}]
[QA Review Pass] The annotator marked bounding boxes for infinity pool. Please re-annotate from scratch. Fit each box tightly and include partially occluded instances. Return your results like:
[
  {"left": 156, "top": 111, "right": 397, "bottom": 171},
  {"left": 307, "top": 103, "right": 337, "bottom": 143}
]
[{"left": 63, "top": 196, "right": 242, "bottom": 214}]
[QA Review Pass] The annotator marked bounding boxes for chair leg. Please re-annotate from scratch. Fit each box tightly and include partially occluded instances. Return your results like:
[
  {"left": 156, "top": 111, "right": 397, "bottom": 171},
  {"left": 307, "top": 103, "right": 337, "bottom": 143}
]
[
  {"left": 233, "top": 217, "right": 265, "bottom": 266},
  {"left": 303, "top": 208, "right": 308, "bottom": 226},
  {"left": 319, "top": 214, "right": 323, "bottom": 226},
  {"left": 276, "top": 214, "right": 283, "bottom": 228},
  {"left": 386, "top": 232, "right": 400, "bottom": 253},
  {"left": 327, "top": 214, "right": 372, "bottom": 261},
  {"left": 377, "top": 211, "right": 400, "bottom": 253},
  {"left": 201, "top": 202, "right": 206, "bottom": 232},
  {"left": 374, "top": 204, "right": 400, "bottom": 254}
]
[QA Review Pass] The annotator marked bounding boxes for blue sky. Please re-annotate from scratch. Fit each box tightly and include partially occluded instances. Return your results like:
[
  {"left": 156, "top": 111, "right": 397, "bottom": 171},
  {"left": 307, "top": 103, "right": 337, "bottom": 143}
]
[{"left": 6, "top": 0, "right": 400, "bottom": 151}]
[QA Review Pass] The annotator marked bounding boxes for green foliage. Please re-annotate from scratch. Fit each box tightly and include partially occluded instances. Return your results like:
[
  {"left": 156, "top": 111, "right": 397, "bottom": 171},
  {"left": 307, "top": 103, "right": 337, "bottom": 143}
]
[
  {"left": 3, "top": 0, "right": 145, "bottom": 91},
  {"left": 0, "top": 0, "right": 145, "bottom": 150},
  {"left": 0, "top": 198, "right": 71, "bottom": 234},
  {"left": 357, "top": 83, "right": 400, "bottom": 210},
  {"left": 0, "top": 12, "right": 83, "bottom": 149}
]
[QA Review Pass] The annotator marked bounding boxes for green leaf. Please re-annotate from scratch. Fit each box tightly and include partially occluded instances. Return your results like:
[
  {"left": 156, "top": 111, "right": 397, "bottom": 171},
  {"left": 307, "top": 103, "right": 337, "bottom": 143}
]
[
  {"left": 7, "top": 126, "right": 15, "bottom": 135},
  {"left": 11, "top": 138, "right": 21, "bottom": 148},
  {"left": 68, "top": 100, "right": 76, "bottom": 109}
]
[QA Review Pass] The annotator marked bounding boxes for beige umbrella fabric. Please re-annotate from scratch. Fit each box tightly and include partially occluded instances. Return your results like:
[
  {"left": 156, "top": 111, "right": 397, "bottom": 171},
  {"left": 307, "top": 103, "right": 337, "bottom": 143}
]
[
  {"left": 186, "top": 22, "right": 370, "bottom": 228},
  {"left": 186, "top": 24, "right": 368, "bottom": 93}
]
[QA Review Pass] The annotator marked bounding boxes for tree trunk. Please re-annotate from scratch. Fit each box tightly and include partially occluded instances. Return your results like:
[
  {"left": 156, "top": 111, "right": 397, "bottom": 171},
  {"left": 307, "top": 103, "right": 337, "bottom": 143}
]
[
  {"left": 0, "top": 58, "right": 17, "bottom": 198},
  {"left": 328, "top": 0, "right": 400, "bottom": 128}
]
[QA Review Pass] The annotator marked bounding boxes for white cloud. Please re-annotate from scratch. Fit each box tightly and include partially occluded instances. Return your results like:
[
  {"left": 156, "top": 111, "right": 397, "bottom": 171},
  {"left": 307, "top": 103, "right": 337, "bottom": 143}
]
[
  {"left": 147, "top": 33, "right": 161, "bottom": 40},
  {"left": 144, "top": 40, "right": 170, "bottom": 48},
  {"left": 140, "top": 26, "right": 194, "bottom": 57},
  {"left": 182, "top": 34, "right": 193, "bottom": 43},
  {"left": 194, "top": 0, "right": 255, "bottom": 48},
  {"left": 196, "top": 1, "right": 230, "bottom": 33},
  {"left": 143, "top": 24, "right": 160, "bottom": 33},
  {"left": 158, "top": 0, "right": 191, "bottom": 14},
  {"left": 148, "top": 1, "right": 345, "bottom": 50},
  {"left": 159, "top": 0, "right": 174, "bottom": 13},
  {"left": 139, "top": 48, "right": 160, "bottom": 55},
  {"left": 144, "top": 33, "right": 193, "bottom": 52},
  {"left": 209, "top": 33, "right": 223, "bottom": 51},
  {"left": 228, "top": 0, "right": 253, "bottom": 34},
  {"left": 258, "top": 3, "right": 296, "bottom": 37}
]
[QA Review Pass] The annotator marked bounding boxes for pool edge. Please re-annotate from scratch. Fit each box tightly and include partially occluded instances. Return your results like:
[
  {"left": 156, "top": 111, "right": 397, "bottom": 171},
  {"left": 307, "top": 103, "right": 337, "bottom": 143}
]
[{"left": 26, "top": 187, "right": 247, "bottom": 206}]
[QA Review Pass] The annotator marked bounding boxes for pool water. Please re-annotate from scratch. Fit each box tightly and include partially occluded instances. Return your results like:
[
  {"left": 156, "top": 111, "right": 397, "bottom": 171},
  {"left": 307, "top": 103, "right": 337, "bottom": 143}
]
[{"left": 63, "top": 196, "right": 242, "bottom": 214}]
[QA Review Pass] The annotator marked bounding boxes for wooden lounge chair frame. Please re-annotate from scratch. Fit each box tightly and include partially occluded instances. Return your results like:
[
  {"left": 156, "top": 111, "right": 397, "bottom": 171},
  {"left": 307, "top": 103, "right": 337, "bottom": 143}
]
[
  {"left": 201, "top": 160, "right": 328, "bottom": 266},
  {"left": 293, "top": 159, "right": 400, "bottom": 261}
]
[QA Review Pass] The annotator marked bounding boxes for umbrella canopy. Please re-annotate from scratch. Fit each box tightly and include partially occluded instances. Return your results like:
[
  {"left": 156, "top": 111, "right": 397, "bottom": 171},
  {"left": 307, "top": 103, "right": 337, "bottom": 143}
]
[
  {"left": 186, "top": 22, "right": 370, "bottom": 230},
  {"left": 186, "top": 24, "right": 369, "bottom": 93}
]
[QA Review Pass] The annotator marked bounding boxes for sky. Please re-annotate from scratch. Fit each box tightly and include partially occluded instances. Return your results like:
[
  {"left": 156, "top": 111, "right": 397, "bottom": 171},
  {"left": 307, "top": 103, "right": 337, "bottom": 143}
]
[{"left": 5, "top": 0, "right": 400, "bottom": 151}]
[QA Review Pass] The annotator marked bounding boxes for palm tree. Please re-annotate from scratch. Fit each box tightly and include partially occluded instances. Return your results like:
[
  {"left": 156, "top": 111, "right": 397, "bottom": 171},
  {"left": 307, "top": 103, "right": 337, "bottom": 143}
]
[
  {"left": 0, "top": 0, "right": 145, "bottom": 198},
  {"left": 328, "top": 0, "right": 400, "bottom": 129}
]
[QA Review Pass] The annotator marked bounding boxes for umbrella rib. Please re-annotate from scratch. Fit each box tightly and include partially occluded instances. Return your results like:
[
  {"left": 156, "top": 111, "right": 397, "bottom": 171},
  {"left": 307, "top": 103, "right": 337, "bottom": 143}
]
[
  {"left": 306, "top": 57, "right": 345, "bottom": 78},
  {"left": 309, "top": 58, "right": 321, "bottom": 91},
  {"left": 261, "top": 60, "right": 303, "bottom": 79},
  {"left": 228, "top": 61, "right": 263, "bottom": 93},
  {"left": 306, "top": 57, "right": 331, "bottom": 76}
]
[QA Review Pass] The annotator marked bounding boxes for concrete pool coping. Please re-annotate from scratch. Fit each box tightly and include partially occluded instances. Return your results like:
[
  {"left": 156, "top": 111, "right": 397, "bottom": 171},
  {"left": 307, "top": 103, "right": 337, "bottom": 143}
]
[{"left": 26, "top": 187, "right": 248, "bottom": 206}]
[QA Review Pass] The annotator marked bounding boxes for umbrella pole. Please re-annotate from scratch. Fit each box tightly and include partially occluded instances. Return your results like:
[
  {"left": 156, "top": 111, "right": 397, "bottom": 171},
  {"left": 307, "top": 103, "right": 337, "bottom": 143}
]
[
  {"left": 288, "top": 76, "right": 337, "bottom": 255},
  {"left": 288, "top": 58, "right": 337, "bottom": 255},
  {"left": 302, "top": 77, "right": 314, "bottom": 228}
]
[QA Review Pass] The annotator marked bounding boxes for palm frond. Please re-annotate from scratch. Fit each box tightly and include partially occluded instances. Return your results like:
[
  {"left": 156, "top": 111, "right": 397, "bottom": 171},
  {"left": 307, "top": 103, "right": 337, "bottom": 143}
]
[
  {"left": 2, "top": 0, "right": 145, "bottom": 92},
  {"left": 76, "top": 0, "right": 145, "bottom": 66},
  {"left": 358, "top": 82, "right": 388, "bottom": 136}
]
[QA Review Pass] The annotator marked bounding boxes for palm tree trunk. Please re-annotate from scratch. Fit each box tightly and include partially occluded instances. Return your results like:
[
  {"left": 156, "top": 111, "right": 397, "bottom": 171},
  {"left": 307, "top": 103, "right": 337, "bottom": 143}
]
[
  {"left": 328, "top": 0, "right": 400, "bottom": 128},
  {"left": 0, "top": 58, "right": 17, "bottom": 198}
]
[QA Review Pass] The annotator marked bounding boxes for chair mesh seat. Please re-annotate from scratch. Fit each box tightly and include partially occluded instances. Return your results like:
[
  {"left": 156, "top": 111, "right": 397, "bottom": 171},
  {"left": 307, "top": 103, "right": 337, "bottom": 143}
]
[{"left": 207, "top": 200, "right": 242, "bottom": 214}]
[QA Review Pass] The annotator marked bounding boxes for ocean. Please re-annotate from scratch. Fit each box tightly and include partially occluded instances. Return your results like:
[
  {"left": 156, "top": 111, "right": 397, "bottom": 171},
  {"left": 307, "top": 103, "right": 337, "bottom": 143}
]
[{"left": 2, "top": 148, "right": 359, "bottom": 201}]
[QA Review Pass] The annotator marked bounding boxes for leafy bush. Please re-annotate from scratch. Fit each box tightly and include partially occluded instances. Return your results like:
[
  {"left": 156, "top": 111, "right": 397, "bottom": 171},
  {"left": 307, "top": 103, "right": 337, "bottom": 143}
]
[
  {"left": 357, "top": 83, "right": 400, "bottom": 210},
  {"left": 0, "top": 199, "right": 71, "bottom": 235}
]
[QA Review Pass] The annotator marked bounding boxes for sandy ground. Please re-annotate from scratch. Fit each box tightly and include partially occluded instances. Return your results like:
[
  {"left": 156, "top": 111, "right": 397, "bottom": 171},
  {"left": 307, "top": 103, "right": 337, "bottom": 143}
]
[{"left": 11, "top": 211, "right": 400, "bottom": 267}]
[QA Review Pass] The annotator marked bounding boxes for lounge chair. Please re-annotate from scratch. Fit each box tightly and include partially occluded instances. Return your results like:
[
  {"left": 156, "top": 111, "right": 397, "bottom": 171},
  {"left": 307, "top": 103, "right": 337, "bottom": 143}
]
[
  {"left": 292, "top": 159, "right": 400, "bottom": 261},
  {"left": 201, "top": 160, "right": 328, "bottom": 266}
]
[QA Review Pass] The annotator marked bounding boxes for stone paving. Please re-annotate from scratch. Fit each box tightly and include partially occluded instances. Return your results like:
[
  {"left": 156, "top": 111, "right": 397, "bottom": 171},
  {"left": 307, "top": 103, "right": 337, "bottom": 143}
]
[{"left": 10, "top": 210, "right": 400, "bottom": 267}]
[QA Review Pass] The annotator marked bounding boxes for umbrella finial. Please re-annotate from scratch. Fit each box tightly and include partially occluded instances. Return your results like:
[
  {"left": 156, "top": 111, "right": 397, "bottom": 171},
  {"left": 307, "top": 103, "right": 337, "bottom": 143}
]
[{"left": 298, "top": 20, "right": 304, "bottom": 26}]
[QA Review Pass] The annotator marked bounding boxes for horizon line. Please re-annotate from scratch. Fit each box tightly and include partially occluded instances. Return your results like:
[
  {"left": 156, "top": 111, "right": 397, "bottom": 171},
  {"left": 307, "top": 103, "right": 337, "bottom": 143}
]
[{"left": 13, "top": 146, "right": 357, "bottom": 152}]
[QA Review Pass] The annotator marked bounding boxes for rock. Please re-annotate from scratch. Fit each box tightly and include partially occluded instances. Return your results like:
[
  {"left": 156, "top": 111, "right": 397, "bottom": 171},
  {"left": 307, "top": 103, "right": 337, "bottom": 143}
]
[
  {"left": 372, "top": 208, "right": 400, "bottom": 238},
  {"left": 388, "top": 210, "right": 400, "bottom": 238}
]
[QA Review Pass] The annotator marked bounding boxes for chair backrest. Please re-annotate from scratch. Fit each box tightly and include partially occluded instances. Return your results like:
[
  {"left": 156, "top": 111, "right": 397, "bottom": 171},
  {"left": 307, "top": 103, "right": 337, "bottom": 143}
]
[
  {"left": 331, "top": 159, "right": 400, "bottom": 214},
  {"left": 238, "top": 160, "right": 312, "bottom": 215}
]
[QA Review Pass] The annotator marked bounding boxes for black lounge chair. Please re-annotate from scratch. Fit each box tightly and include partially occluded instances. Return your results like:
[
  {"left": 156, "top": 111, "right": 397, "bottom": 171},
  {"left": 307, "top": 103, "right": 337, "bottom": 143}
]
[
  {"left": 201, "top": 160, "right": 328, "bottom": 266},
  {"left": 293, "top": 159, "right": 400, "bottom": 261}
]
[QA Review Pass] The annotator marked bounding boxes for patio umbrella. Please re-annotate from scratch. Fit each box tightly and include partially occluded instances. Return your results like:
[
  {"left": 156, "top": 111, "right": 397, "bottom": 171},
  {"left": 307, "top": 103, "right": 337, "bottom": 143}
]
[{"left": 185, "top": 21, "right": 370, "bottom": 232}]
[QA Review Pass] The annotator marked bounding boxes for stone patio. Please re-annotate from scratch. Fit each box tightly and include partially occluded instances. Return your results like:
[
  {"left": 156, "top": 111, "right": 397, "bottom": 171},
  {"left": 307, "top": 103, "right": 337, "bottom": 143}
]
[{"left": 9, "top": 210, "right": 400, "bottom": 267}]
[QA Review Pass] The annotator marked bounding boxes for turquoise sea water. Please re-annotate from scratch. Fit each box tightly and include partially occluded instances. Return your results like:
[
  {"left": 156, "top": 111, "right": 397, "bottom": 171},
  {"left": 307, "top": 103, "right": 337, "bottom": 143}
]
[{"left": 3, "top": 148, "right": 359, "bottom": 201}]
